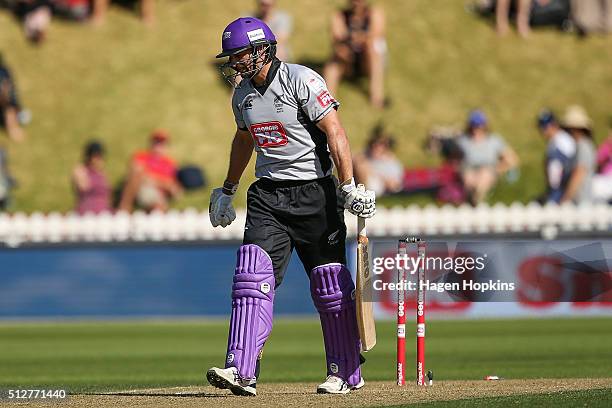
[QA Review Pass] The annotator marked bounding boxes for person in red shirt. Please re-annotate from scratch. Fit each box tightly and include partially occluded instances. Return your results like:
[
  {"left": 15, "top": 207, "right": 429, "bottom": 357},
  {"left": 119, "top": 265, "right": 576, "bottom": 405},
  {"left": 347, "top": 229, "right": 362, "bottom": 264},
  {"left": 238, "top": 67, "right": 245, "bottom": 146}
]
[{"left": 118, "top": 129, "right": 182, "bottom": 212}]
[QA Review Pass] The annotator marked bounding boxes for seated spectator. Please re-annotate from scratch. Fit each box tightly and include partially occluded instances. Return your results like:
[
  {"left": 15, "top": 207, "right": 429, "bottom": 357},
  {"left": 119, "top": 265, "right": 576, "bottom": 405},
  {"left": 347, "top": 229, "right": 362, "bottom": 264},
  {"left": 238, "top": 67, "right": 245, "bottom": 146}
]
[
  {"left": 253, "top": 0, "right": 292, "bottom": 61},
  {"left": 0, "top": 53, "right": 26, "bottom": 142},
  {"left": 72, "top": 140, "right": 111, "bottom": 215},
  {"left": 92, "top": 0, "right": 155, "bottom": 26},
  {"left": 571, "top": 0, "right": 612, "bottom": 35},
  {"left": 402, "top": 126, "right": 466, "bottom": 204},
  {"left": 457, "top": 110, "right": 519, "bottom": 205},
  {"left": 592, "top": 130, "right": 612, "bottom": 203},
  {"left": 353, "top": 124, "right": 403, "bottom": 196},
  {"left": 363, "top": 126, "right": 466, "bottom": 203},
  {"left": 118, "top": 130, "right": 182, "bottom": 212},
  {"left": 560, "top": 105, "right": 596, "bottom": 204},
  {"left": 323, "top": 0, "right": 387, "bottom": 109},
  {"left": 14, "top": 0, "right": 53, "bottom": 44},
  {"left": 537, "top": 109, "right": 576, "bottom": 203}
]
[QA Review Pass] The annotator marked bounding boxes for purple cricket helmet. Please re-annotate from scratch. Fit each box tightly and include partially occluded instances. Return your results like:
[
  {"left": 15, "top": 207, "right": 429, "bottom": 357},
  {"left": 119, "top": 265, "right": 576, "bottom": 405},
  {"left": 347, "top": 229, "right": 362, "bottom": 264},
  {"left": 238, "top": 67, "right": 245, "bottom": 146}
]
[
  {"left": 216, "top": 17, "right": 278, "bottom": 87},
  {"left": 216, "top": 17, "right": 276, "bottom": 58}
]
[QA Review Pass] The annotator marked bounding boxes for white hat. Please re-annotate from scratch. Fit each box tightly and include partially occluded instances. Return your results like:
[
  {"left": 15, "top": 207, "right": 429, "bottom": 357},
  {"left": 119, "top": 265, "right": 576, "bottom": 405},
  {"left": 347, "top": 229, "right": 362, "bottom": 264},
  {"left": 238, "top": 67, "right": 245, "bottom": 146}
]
[{"left": 562, "top": 105, "right": 592, "bottom": 131}]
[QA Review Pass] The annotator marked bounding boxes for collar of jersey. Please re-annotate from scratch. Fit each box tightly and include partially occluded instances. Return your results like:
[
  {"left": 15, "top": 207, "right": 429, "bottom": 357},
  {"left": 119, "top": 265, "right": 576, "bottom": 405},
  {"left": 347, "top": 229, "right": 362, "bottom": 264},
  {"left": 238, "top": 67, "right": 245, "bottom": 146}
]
[{"left": 252, "top": 58, "right": 282, "bottom": 95}]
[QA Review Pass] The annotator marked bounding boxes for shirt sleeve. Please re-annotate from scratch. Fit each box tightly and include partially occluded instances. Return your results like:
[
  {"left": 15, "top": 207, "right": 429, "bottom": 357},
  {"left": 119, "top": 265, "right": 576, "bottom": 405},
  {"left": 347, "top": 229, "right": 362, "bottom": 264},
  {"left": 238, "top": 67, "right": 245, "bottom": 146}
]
[
  {"left": 456, "top": 136, "right": 469, "bottom": 153},
  {"left": 575, "top": 141, "right": 596, "bottom": 170},
  {"left": 491, "top": 134, "right": 507, "bottom": 157},
  {"left": 546, "top": 159, "right": 564, "bottom": 203},
  {"left": 231, "top": 94, "right": 247, "bottom": 130},
  {"left": 295, "top": 68, "right": 339, "bottom": 123}
]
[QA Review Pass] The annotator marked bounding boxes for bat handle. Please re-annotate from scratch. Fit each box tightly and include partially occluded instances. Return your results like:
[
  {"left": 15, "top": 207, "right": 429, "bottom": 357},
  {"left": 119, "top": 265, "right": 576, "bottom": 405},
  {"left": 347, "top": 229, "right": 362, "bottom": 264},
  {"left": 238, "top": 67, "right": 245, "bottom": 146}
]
[
  {"left": 358, "top": 215, "right": 367, "bottom": 238},
  {"left": 356, "top": 183, "right": 367, "bottom": 239}
]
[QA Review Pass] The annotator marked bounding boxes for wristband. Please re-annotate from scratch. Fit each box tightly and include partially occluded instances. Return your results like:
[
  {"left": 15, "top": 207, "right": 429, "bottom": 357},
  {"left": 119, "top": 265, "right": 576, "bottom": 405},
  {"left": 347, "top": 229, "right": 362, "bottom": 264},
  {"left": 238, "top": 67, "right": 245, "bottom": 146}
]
[{"left": 222, "top": 180, "right": 238, "bottom": 196}]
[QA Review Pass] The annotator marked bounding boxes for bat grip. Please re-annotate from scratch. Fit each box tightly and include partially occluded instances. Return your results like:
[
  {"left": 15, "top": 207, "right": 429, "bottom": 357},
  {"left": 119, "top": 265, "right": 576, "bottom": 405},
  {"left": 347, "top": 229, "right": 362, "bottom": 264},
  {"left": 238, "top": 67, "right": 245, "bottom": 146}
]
[{"left": 358, "top": 216, "right": 367, "bottom": 239}]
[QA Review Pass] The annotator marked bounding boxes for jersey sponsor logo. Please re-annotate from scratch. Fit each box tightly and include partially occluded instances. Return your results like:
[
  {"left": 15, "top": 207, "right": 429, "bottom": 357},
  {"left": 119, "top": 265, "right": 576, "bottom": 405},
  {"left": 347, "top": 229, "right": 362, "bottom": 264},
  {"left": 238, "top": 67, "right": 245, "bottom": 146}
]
[
  {"left": 250, "top": 121, "right": 288, "bottom": 147},
  {"left": 307, "top": 77, "right": 335, "bottom": 108},
  {"left": 307, "top": 77, "right": 326, "bottom": 93},
  {"left": 246, "top": 28, "right": 266, "bottom": 42},
  {"left": 317, "top": 90, "right": 335, "bottom": 108}
]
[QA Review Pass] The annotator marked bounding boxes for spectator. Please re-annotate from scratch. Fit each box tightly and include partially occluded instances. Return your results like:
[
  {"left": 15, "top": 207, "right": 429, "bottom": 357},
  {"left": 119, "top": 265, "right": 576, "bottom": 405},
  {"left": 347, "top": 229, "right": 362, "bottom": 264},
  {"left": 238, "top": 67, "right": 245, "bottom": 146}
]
[
  {"left": 560, "top": 105, "right": 597, "bottom": 204},
  {"left": 537, "top": 109, "right": 576, "bottom": 203},
  {"left": 592, "top": 130, "right": 612, "bottom": 203},
  {"left": 118, "top": 129, "right": 181, "bottom": 212},
  {"left": 571, "top": 0, "right": 612, "bottom": 35},
  {"left": 457, "top": 110, "right": 519, "bottom": 205},
  {"left": 323, "top": 0, "right": 387, "bottom": 109},
  {"left": 353, "top": 124, "right": 403, "bottom": 196},
  {"left": 92, "top": 0, "right": 155, "bottom": 26},
  {"left": 72, "top": 140, "right": 111, "bottom": 215},
  {"left": 14, "top": 0, "right": 53, "bottom": 44},
  {"left": 0, "top": 53, "right": 26, "bottom": 142},
  {"left": 253, "top": 0, "right": 292, "bottom": 61}
]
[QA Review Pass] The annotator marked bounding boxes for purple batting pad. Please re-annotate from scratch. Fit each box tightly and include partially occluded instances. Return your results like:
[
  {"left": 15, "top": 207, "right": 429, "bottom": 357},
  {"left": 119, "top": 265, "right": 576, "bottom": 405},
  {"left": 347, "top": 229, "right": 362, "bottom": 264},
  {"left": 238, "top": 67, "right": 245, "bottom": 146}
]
[
  {"left": 310, "top": 263, "right": 361, "bottom": 386},
  {"left": 225, "top": 244, "right": 275, "bottom": 380}
]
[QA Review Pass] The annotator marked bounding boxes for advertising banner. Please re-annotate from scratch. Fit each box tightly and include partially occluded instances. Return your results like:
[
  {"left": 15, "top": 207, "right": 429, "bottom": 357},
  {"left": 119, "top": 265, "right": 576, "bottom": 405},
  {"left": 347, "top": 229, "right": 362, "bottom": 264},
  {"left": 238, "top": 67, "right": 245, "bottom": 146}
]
[
  {"left": 0, "top": 239, "right": 610, "bottom": 318},
  {"left": 348, "top": 239, "right": 612, "bottom": 319}
]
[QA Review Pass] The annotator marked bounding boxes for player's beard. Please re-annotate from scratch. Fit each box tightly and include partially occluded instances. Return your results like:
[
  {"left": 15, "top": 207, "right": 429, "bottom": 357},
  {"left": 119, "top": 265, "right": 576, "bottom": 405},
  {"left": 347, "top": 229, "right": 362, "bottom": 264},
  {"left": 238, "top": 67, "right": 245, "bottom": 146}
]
[{"left": 220, "top": 45, "right": 272, "bottom": 88}]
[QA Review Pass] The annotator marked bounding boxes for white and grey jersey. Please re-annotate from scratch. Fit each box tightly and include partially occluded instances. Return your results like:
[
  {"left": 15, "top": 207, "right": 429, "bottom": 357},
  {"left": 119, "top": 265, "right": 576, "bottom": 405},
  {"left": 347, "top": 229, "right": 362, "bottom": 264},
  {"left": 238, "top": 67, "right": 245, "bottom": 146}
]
[{"left": 231, "top": 59, "right": 340, "bottom": 181}]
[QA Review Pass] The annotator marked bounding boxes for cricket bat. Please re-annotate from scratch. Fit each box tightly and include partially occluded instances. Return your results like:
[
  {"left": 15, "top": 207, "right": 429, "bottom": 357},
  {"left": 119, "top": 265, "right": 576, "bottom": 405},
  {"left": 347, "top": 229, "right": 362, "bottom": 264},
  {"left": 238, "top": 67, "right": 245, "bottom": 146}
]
[{"left": 356, "top": 209, "right": 376, "bottom": 352}]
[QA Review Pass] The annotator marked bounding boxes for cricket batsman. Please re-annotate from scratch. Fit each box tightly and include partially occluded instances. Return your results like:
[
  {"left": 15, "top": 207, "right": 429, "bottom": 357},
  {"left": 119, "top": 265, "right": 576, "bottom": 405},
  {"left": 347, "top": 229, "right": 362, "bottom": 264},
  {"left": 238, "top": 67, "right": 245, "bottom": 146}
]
[{"left": 206, "top": 16, "right": 376, "bottom": 396}]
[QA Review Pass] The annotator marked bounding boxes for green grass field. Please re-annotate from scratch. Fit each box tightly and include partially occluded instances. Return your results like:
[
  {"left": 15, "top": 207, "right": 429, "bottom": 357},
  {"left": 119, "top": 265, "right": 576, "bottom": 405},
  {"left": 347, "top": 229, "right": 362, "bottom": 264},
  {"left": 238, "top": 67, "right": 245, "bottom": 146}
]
[
  {"left": 1, "top": 317, "right": 611, "bottom": 393},
  {"left": 0, "top": 1, "right": 611, "bottom": 212}
]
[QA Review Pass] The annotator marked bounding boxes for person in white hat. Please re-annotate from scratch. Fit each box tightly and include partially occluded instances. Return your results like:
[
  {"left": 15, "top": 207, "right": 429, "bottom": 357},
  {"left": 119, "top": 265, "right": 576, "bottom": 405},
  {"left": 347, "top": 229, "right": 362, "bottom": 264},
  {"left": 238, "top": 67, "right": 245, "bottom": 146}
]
[{"left": 560, "top": 105, "right": 596, "bottom": 204}]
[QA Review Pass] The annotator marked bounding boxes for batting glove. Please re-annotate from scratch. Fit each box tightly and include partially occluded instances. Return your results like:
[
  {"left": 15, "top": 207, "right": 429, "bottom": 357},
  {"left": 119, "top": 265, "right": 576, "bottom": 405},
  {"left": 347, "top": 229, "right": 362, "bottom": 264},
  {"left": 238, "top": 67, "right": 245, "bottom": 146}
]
[
  {"left": 339, "top": 179, "right": 376, "bottom": 218},
  {"left": 209, "top": 187, "right": 236, "bottom": 228}
]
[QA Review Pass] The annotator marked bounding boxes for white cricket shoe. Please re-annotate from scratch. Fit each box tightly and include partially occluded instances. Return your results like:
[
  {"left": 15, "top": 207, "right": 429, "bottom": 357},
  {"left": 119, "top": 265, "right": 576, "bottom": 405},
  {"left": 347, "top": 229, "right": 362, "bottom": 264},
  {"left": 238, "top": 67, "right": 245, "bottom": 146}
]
[
  {"left": 316, "top": 375, "right": 365, "bottom": 394},
  {"left": 206, "top": 366, "right": 257, "bottom": 396}
]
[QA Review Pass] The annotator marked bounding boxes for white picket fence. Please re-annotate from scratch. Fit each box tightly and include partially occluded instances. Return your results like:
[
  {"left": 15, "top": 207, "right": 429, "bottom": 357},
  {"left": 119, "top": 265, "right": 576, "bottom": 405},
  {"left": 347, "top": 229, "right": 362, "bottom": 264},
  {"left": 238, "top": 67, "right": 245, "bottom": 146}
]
[{"left": 0, "top": 202, "right": 610, "bottom": 246}]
